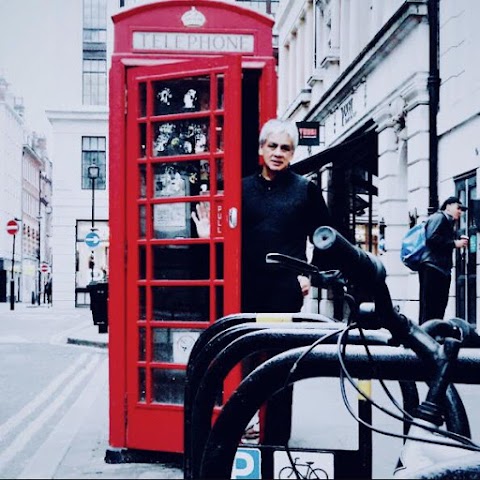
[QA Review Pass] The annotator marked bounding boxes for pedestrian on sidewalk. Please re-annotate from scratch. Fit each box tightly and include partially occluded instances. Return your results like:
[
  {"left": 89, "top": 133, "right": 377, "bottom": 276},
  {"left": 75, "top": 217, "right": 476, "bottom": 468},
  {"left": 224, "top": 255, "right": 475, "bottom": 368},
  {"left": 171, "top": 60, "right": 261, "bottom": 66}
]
[
  {"left": 418, "top": 196, "right": 468, "bottom": 324},
  {"left": 45, "top": 278, "right": 53, "bottom": 306}
]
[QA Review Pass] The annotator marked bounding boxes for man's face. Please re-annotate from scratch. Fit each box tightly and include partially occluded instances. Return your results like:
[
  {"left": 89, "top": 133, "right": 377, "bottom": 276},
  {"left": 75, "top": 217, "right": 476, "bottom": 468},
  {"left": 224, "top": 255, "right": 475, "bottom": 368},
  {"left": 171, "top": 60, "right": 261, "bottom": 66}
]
[
  {"left": 259, "top": 132, "right": 294, "bottom": 175},
  {"left": 445, "top": 203, "right": 465, "bottom": 220}
]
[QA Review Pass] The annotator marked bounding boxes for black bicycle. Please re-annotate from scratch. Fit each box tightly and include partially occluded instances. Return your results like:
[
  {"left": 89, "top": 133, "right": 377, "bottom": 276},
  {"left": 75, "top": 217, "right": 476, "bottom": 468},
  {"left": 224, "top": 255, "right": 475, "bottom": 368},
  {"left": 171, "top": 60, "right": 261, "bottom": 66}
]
[{"left": 197, "top": 226, "right": 480, "bottom": 479}]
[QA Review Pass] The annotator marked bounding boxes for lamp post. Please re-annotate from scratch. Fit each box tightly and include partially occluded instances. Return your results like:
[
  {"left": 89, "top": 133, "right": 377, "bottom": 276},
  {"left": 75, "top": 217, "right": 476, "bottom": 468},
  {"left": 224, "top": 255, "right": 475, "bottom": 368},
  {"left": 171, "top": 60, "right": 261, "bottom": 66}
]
[
  {"left": 37, "top": 171, "right": 43, "bottom": 306},
  {"left": 88, "top": 164, "right": 99, "bottom": 283}
]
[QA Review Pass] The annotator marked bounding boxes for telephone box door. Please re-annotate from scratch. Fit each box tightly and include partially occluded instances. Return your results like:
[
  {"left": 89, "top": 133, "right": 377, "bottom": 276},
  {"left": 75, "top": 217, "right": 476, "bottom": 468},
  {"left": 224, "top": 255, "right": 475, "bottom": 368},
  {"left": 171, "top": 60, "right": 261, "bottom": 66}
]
[{"left": 125, "top": 56, "right": 242, "bottom": 452}]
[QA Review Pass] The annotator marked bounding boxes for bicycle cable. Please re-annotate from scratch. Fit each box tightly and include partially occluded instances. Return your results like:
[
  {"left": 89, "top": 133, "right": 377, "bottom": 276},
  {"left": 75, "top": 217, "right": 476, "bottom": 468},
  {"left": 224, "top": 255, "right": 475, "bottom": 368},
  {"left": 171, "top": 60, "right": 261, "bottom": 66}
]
[
  {"left": 336, "top": 325, "right": 480, "bottom": 451},
  {"left": 355, "top": 325, "right": 415, "bottom": 422}
]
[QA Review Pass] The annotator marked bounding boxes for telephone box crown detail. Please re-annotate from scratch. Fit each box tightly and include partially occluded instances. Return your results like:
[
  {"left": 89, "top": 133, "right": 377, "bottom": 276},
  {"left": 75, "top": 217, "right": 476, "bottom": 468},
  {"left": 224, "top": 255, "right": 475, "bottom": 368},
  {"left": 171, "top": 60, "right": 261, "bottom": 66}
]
[{"left": 181, "top": 7, "right": 206, "bottom": 27}]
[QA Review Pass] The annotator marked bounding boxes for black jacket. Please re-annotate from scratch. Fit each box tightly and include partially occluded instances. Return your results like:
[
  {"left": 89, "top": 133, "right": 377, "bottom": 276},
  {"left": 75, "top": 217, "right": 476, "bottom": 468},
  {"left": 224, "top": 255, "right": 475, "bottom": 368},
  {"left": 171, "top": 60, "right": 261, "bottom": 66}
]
[
  {"left": 241, "top": 169, "right": 331, "bottom": 312},
  {"left": 421, "top": 210, "right": 456, "bottom": 275}
]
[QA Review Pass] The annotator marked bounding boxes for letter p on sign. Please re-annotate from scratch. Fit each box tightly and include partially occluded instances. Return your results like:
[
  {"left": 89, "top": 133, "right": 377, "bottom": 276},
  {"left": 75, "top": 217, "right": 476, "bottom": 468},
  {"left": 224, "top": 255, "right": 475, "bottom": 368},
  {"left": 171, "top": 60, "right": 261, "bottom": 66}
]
[{"left": 232, "top": 448, "right": 261, "bottom": 479}]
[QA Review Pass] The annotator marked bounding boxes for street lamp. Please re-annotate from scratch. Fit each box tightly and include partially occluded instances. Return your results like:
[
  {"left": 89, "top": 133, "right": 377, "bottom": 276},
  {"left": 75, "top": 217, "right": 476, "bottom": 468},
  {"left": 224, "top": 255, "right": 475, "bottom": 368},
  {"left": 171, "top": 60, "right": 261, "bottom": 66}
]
[
  {"left": 88, "top": 164, "right": 99, "bottom": 282},
  {"left": 37, "top": 170, "right": 44, "bottom": 306}
]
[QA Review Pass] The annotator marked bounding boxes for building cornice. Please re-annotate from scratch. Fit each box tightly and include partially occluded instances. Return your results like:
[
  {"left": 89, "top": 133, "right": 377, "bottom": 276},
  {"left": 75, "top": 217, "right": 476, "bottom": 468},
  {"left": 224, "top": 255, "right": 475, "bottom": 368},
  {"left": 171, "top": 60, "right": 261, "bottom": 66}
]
[
  {"left": 46, "top": 107, "right": 108, "bottom": 124},
  {"left": 305, "top": 0, "right": 428, "bottom": 122}
]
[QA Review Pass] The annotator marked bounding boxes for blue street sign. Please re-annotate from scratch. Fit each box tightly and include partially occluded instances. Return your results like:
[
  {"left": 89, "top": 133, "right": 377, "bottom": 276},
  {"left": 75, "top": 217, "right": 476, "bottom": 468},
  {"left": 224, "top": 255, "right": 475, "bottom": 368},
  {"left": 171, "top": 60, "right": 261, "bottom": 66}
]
[
  {"left": 232, "top": 448, "right": 261, "bottom": 479},
  {"left": 85, "top": 231, "right": 101, "bottom": 249}
]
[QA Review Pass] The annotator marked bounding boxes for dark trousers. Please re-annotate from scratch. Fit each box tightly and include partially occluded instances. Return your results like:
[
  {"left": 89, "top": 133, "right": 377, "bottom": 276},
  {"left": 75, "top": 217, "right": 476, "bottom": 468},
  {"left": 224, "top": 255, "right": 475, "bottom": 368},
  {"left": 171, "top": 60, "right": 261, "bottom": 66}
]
[
  {"left": 419, "top": 265, "right": 451, "bottom": 325},
  {"left": 242, "top": 281, "right": 303, "bottom": 445}
]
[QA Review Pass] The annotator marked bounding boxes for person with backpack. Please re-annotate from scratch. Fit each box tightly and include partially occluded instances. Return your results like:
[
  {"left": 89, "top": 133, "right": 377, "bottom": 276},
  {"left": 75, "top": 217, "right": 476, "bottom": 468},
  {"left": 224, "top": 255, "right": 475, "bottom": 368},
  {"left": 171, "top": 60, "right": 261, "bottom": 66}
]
[{"left": 418, "top": 196, "right": 468, "bottom": 325}]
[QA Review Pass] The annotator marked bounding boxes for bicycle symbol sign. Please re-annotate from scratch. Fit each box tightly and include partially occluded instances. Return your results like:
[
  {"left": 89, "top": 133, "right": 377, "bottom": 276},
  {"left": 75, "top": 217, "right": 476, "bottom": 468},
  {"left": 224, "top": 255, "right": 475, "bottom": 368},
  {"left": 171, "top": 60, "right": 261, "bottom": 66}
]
[{"left": 274, "top": 451, "right": 334, "bottom": 479}]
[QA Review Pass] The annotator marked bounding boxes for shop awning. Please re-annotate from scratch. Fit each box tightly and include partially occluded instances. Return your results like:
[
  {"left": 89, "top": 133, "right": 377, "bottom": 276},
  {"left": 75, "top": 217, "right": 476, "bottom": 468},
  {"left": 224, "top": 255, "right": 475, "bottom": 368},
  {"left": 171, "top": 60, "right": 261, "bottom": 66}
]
[{"left": 291, "top": 127, "right": 377, "bottom": 176}]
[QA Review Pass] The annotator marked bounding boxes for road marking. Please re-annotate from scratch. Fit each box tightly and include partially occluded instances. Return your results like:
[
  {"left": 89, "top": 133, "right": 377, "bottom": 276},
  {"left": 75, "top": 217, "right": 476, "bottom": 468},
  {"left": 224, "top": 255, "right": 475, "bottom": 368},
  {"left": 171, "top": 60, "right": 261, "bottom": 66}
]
[
  {"left": 19, "top": 357, "right": 109, "bottom": 479},
  {"left": 0, "top": 353, "right": 89, "bottom": 442},
  {"left": 0, "top": 354, "right": 102, "bottom": 472}
]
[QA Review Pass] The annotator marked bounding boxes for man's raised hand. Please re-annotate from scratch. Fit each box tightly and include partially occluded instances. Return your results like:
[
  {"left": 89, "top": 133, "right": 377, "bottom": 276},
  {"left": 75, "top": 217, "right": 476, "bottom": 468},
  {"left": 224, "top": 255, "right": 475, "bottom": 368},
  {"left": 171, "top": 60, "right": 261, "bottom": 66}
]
[{"left": 191, "top": 202, "right": 210, "bottom": 238}]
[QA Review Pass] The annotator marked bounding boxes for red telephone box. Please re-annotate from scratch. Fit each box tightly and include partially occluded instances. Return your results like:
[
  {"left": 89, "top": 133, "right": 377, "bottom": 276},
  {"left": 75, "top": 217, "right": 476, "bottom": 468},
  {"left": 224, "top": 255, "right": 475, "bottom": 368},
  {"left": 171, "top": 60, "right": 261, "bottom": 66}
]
[{"left": 108, "top": 0, "right": 277, "bottom": 454}]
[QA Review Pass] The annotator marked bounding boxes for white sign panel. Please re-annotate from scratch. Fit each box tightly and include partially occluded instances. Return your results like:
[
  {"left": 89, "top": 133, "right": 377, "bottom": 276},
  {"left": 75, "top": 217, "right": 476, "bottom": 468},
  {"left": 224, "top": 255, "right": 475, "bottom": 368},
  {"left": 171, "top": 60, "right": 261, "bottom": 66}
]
[
  {"left": 274, "top": 450, "right": 334, "bottom": 479},
  {"left": 172, "top": 331, "right": 200, "bottom": 364},
  {"left": 133, "top": 31, "right": 255, "bottom": 53}
]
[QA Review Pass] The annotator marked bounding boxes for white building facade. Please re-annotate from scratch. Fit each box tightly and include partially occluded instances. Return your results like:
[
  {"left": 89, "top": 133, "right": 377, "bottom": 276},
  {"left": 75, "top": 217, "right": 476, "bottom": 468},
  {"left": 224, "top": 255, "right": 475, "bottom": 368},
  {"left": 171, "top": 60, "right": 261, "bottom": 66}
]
[
  {"left": 0, "top": 77, "right": 24, "bottom": 303},
  {"left": 275, "top": 0, "right": 480, "bottom": 325},
  {"left": 45, "top": 0, "right": 113, "bottom": 307}
]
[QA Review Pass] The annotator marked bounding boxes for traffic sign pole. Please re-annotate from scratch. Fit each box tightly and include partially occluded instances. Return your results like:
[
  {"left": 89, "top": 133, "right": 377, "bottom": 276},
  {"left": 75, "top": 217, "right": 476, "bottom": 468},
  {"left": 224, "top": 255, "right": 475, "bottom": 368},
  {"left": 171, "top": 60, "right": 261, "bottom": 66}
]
[
  {"left": 10, "top": 233, "right": 16, "bottom": 311},
  {"left": 6, "top": 220, "right": 20, "bottom": 311}
]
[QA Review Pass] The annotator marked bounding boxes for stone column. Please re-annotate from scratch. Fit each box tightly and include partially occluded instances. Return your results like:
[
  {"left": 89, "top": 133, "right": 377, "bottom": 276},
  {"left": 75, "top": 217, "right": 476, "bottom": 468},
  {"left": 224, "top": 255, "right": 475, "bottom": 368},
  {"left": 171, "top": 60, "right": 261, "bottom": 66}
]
[
  {"left": 373, "top": 74, "right": 430, "bottom": 322},
  {"left": 339, "top": 0, "right": 350, "bottom": 66},
  {"left": 304, "top": 1, "right": 314, "bottom": 79},
  {"left": 373, "top": 99, "right": 409, "bottom": 312},
  {"left": 296, "top": 18, "right": 305, "bottom": 90},
  {"left": 288, "top": 34, "right": 297, "bottom": 104},
  {"left": 329, "top": 0, "right": 340, "bottom": 55},
  {"left": 348, "top": 0, "right": 360, "bottom": 60}
]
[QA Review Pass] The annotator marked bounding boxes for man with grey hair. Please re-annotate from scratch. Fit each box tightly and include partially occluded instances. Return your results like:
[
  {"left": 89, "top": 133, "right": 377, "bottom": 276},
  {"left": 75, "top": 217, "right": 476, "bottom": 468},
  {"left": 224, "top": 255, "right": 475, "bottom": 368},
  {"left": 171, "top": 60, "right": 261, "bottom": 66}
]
[{"left": 193, "top": 118, "right": 332, "bottom": 445}]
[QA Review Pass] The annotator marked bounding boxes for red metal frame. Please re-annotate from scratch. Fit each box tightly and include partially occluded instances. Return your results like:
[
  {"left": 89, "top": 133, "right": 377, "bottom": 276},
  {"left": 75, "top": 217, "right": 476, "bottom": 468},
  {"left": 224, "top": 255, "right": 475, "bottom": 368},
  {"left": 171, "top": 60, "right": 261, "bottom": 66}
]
[{"left": 108, "top": 0, "right": 277, "bottom": 454}]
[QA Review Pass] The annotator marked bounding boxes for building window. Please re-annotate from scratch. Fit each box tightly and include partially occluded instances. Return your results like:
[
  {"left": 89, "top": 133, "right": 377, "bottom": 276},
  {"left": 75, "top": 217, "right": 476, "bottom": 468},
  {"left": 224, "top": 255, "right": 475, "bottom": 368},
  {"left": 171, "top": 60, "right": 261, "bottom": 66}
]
[
  {"left": 82, "top": 136, "right": 107, "bottom": 190},
  {"left": 82, "top": 59, "right": 107, "bottom": 105},
  {"left": 235, "top": 0, "right": 279, "bottom": 15},
  {"left": 83, "top": 0, "right": 107, "bottom": 105}
]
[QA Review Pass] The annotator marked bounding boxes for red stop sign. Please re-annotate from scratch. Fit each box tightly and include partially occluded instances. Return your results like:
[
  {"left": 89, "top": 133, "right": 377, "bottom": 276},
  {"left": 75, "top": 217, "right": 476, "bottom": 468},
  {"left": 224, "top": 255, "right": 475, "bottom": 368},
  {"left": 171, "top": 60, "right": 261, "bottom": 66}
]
[{"left": 6, "top": 219, "right": 19, "bottom": 235}]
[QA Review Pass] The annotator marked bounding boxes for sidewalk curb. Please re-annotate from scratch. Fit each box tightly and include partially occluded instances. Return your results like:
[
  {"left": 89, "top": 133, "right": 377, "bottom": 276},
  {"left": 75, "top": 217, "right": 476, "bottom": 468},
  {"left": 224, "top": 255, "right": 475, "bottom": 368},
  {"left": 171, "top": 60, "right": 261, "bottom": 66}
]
[{"left": 67, "top": 337, "right": 108, "bottom": 349}]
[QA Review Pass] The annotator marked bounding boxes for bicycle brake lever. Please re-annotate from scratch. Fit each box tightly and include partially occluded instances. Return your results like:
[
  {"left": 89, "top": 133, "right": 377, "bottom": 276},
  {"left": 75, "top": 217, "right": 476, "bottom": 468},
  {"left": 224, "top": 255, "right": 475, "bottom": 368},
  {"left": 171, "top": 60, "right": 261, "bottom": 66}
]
[{"left": 313, "top": 270, "right": 347, "bottom": 289}]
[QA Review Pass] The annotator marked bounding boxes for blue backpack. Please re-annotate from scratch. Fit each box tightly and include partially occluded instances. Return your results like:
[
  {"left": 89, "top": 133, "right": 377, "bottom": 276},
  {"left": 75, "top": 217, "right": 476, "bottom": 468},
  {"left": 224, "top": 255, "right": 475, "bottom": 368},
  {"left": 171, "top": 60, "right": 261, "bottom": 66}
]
[{"left": 400, "top": 222, "right": 427, "bottom": 271}]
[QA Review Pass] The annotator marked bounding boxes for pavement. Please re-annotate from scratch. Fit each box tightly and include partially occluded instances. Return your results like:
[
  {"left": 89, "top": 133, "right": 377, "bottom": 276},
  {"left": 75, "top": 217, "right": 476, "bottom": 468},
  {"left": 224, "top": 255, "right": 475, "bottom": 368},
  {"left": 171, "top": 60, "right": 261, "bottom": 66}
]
[{"left": 1, "top": 302, "right": 184, "bottom": 479}]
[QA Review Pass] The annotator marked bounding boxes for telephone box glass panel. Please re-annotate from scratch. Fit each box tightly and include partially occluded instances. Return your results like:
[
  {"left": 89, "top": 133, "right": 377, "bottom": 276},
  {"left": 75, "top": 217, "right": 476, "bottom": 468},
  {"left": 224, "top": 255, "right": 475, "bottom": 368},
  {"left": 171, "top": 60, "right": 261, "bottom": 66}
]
[
  {"left": 138, "top": 123, "right": 147, "bottom": 158},
  {"left": 152, "top": 202, "right": 193, "bottom": 239},
  {"left": 139, "top": 286, "right": 146, "bottom": 320},
  {"left": 215, "top": 116, "right": 224, "bottom": 153},
  {"left": 138, "top": 327, "right": 146, "bottom": 361},
  {"left": 139, "top": 245, "right": 146, "bottom": 279},
  {"left": 152, "top": 328, "right": 201, "bottom": 363},
  {"left": 139, "top": 164, "right": 146, "bottom": 198},
  {"left": 152, "top": 120, "right": 209, "bottom": 157},
  {"left": 217, "top": 74, "right": 224, "bottom": 110},
  {"left": 139, "top": 82, "right": 147, "bottom": 117},
  {"left": 152, "top": 245, "right": 209, "bottom": 280},
  {"left": 139, "top": 205, "right": 146, "bottom": 238},
  {"left": 153, "top": 76, "right": 210, "bottom": 116},
  {"left": 152, "top": 286, "right": 209, "bottom": 321},
  {"left": 138, "top": 367, "right": 146, "bottom": 402},
  {"left": 153, "top": 161, "right": 210, "bottom": 197},
  {"left": 152, "top": 369, "right": 186, "bottom": 404}
]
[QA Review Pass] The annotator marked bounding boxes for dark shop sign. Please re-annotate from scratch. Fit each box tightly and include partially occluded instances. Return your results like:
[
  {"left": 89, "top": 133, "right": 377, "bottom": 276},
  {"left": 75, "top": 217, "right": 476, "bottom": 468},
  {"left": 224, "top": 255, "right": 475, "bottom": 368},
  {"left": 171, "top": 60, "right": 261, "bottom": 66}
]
[{"left": 296, "top": 122, "right": 320, "bottom": 146}]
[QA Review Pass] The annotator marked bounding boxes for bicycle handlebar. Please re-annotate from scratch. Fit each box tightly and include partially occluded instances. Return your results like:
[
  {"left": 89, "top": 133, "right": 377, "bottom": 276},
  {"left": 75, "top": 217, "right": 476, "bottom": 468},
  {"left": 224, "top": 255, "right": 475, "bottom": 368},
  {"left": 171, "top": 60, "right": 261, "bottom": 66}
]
[
  {"left": 312, "top": 226, "right": 440, "bottom": 352},
  {"left": 313, "top": 226, "right": 386, "bottom": 287}
]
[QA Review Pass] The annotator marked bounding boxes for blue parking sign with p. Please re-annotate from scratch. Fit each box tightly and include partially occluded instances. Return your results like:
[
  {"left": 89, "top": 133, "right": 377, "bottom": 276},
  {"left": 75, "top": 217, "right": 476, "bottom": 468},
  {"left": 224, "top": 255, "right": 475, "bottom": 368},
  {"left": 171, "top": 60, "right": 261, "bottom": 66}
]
[{"left": 232, "top": 448, "right": 261, "bottom": 479}]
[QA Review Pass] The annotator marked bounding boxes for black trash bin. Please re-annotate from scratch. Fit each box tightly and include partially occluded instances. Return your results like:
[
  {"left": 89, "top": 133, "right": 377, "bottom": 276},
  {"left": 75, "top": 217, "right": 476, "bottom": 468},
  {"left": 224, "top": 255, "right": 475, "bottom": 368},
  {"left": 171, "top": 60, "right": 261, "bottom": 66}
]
[{"left": 88, "top": 281, "right": 108, "bottom": 334}]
